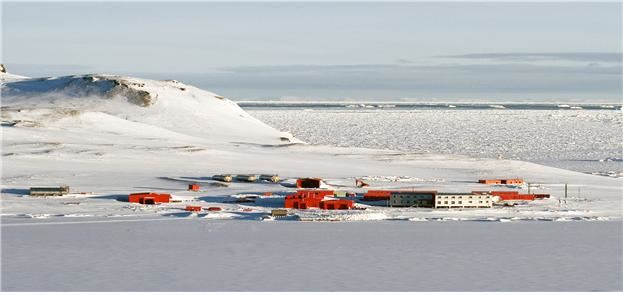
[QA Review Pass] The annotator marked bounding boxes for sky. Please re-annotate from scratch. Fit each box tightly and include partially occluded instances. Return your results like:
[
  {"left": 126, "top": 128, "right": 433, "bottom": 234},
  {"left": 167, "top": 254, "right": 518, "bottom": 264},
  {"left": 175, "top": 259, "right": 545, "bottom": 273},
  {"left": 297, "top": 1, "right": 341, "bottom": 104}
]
[{"left": 2, "top": 2, "right": 622, "bottom": 101}]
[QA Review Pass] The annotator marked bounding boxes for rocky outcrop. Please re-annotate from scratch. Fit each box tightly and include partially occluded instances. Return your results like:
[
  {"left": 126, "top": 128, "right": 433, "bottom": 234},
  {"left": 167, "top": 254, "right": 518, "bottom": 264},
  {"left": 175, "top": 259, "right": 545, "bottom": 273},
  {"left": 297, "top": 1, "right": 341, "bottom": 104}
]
[
  {"left": 4, "top": 74, "right": 159, "bottom": 107},
  {"left": 106, "top": 78, "right": 157, "bottom": 107}
]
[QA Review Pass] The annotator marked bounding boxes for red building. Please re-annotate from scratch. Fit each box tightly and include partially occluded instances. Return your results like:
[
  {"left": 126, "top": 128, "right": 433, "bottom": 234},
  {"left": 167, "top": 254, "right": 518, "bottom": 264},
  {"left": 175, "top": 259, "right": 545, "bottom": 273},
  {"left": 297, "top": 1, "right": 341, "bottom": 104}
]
[
  {"left": 319, "top": 199, "right": 354, "bottom": 210},
  {"left": 284, "top": 197, "right": 322, "bottom": 209},
  {"left": 284, "top": 190, "right": 329, "bottom": 209},
  {"left": 292, "top": 190, "right": 334, "bottom": 199},
  {"left": 188, "top": 184, "right": 200, "bottom": 191},
  {"left": 489, "top": 191, "right": 519, "bottom": 199},
  {"left": 474, "top": 191, "right": 538, "bottom": 201},
  {"left": 533, "top": 194, "right": 551, "bottom": 199},
  {"left": 362, "top": 190, "right": 393, "bottom": 201},
  {"left": 128, "top": 192, "right": 171, "bottom": 204},
  {"left": 296, "top": 178, "right": 324, "bottom": 189},
  {"left": 509, "top": 194, "right": 535, "bottom": 201},
  {"left": 185, "top": 205, "right": 202, "bottom": 212},
  {"left": 284, "top": 190, "right": 353, "bottom": 210}
]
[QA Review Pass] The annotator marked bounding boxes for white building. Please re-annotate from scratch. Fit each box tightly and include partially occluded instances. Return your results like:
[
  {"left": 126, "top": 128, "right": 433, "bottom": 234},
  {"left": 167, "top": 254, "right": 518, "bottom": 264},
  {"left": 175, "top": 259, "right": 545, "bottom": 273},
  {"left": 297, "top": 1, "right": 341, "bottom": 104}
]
[
  {"left": 389, "top": 191, "right": 436, "bottom": 207},
  {"left": 434, "top": 193, "right": 492, "bottom": 208}
]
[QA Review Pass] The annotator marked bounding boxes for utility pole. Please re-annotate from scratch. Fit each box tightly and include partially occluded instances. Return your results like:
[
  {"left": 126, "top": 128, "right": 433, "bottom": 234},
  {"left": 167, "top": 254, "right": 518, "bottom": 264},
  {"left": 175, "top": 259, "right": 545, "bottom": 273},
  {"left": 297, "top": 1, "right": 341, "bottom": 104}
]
[
  {"left": 564, "top": 183, "right": 568, "bottom": 205},
  {"left": 560, "top": 183, "right": 568, "bottom": 207},
  {"left": 564, "top": 183, "right": 568, "bottom": 199},
  {"left": 527, "top": 182, "right": 531, "bottom": 194}
]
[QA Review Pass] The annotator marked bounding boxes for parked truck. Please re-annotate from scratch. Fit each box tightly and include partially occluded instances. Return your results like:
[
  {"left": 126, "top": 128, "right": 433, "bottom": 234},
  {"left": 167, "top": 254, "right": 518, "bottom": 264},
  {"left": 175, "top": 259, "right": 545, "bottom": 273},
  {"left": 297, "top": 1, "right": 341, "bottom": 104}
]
[
  {"left": 235, "top": 174, "right": 257, "bottom": 182},
  {"left": 259, "top": 174, "right": 280, "bottom": 182},
  {"left": 213, "top": 174, "right": 233, "bottom": 182},
  {"left": 29, "top": 186, "right": 70, "bottom": 197}
]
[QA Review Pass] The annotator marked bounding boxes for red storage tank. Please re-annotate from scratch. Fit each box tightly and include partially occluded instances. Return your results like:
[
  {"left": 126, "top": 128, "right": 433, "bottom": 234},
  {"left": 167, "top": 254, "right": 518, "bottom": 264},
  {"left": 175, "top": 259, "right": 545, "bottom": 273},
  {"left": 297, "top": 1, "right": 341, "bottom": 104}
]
[
  {"left": 185, "top": 205, "right": 202, "bottom": 212},
  {"left": 188, "top": 184, "right": 200, "bottom": 191}
]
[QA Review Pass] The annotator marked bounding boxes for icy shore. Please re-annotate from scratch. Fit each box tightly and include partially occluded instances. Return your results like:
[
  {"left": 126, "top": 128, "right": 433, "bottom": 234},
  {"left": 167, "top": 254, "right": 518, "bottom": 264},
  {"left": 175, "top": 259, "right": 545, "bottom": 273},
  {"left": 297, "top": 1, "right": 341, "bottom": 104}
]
[{"left": 250, "top": 108, "right": 623, "bottom": 175}]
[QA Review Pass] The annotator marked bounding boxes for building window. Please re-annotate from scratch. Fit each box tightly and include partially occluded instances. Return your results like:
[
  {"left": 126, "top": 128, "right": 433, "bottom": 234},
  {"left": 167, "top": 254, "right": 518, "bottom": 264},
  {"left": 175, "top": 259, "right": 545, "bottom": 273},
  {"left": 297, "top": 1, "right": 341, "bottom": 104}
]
[
  {"left": 451, "top": 201, "right": 455, "bottom": 204},
  {"left": 444, "top": 201, "right": 448, "bottom": 204}
]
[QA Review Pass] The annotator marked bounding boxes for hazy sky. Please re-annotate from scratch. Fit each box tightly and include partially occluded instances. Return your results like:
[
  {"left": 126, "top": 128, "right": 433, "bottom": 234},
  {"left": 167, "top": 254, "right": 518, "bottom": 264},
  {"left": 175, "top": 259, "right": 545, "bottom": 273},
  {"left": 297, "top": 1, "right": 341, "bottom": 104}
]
[{"left": 2, "top": 2, "right": 622, "bottom": 101}]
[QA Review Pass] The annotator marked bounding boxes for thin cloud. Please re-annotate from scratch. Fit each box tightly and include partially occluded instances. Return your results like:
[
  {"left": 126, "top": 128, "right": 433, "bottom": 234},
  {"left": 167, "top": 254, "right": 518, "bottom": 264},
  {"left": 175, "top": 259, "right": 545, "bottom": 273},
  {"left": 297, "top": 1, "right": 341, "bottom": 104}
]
[
  {"left": 146, "top": 62, "right": 621, "bottom": 101},
  {"left": 440, "top": 52, "right": 622, "bottom": 63}
]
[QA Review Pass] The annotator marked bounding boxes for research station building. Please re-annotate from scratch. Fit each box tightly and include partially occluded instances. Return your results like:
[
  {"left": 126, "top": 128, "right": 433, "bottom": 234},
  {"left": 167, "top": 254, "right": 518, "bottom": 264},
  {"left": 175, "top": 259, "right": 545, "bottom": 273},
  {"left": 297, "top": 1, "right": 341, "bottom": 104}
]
[
  {"left": 389, "top": 191, "right": 436, "bottom": 207},
  {"left": 434, "top": 193, "right": 493, "bottom": 208}
]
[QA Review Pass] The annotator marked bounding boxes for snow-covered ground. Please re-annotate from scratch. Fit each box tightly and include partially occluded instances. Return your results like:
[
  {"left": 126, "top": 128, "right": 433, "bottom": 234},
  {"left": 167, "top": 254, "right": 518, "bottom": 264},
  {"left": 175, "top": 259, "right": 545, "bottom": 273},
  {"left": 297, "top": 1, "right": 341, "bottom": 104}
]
[
  {"left": 1, "top": 71, "right": 621, "bottom": 291},
  {"left": 250, "top": 108, "right": 623, "bottom": 176},
  {"left": 3, "top": 73, "right": 618, "bottom": 222}
]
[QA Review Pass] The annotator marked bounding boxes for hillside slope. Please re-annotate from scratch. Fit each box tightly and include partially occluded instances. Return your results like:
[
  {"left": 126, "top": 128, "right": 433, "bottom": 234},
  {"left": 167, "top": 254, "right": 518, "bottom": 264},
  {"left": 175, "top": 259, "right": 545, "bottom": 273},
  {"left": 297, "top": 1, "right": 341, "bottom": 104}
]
[{"left": 1, "top": 72, "right": 295, "bottom": 144}]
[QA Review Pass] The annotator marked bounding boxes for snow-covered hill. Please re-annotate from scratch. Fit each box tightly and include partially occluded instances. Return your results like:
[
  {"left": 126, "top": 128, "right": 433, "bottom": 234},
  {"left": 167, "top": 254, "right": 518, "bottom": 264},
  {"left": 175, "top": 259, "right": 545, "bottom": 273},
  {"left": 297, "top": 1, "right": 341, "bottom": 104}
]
[{"left": 1, "top": 70, "right": 296, "bottom": 144}]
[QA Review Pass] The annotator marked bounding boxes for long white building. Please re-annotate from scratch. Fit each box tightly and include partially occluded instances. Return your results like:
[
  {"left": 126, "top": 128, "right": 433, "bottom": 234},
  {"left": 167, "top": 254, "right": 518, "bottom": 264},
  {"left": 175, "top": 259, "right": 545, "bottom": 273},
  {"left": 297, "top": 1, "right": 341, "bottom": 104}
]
[{"left": 434, "top": 193, "right": 492, "bottom": 208}]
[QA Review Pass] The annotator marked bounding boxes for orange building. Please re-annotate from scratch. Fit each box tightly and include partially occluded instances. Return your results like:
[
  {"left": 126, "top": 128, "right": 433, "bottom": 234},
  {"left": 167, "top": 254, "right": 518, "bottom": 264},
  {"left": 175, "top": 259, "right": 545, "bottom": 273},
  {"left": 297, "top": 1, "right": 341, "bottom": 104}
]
[
  {"left": 478, "top": 179, "right": 524, "bottom": 185},
  {"left": 502, "top": 179, "right": 524, "bottom": 185},
  {"left": 478, "top": 179, "right": 503, "bottom": 185}
]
